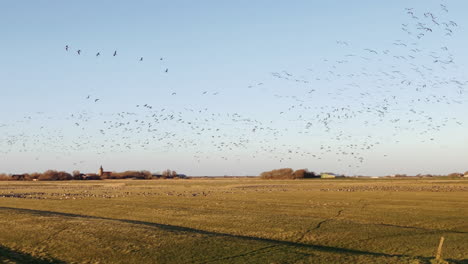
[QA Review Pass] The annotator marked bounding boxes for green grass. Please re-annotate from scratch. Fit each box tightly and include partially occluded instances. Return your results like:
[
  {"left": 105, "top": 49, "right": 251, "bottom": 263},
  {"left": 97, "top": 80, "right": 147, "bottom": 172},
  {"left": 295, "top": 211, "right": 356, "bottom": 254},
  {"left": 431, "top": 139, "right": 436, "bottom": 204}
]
[{"left": 0, "top": 178, "right": 467, "bottom": 264}]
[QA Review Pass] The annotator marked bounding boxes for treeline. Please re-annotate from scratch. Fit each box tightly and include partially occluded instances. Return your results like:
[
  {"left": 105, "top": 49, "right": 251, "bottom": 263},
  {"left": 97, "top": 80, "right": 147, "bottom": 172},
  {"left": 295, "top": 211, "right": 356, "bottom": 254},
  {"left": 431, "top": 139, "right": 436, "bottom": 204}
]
[
  {"left": 389, "top": 172, "right": 468, "bottom": 178},
  {"left": 0, "top": 170, "right": 74, "bottom": 181},
  {"left": 0, "top": 169, "right": 187, "bottom": 181},
  {"left": 259, "top": 168, "right": 318, "bottom": 179},
  {"left": 99, "top": 171, "right": 152, "bottom": 180}
]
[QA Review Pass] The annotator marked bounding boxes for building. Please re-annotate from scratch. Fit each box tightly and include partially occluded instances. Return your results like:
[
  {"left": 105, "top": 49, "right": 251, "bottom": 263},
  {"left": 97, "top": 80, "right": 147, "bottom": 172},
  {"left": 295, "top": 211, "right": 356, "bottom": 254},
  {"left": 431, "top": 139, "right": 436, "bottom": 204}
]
[
  {"left": 320, "top": 173, "right": 336, "bottom": 179},
  {"left": 319, "top": 173, "right": 345, "bottom": 179},
  {"left": 83, "top": 174, "right": 101, "bottom": 180},
  {"left": 98, "top": 166, "right": 112, "bottom": 178},
  {"left": 11, "top": 174, "right": 26, "bottom": 181}
]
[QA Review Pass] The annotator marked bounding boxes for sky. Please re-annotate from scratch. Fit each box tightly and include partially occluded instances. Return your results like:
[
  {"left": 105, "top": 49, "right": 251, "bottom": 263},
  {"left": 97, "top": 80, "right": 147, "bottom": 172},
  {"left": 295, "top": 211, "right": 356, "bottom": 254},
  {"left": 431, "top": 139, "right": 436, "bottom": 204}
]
[{"left": 0, "top": 1, "right": 467, "bottom": 176}]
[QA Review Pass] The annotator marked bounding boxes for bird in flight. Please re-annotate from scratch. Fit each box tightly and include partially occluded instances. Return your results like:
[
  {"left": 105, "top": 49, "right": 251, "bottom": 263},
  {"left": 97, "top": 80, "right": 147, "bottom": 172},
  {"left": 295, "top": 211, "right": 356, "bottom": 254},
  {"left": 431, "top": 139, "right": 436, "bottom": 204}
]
[
  {"left": 140, "top": 57, "right": 143, "bottom": 61},
  {"left": 77, "top": 50, "right": 81, "bottom": 55},
  {"left": 441, "top": 4, "right": 448, "bottom": 12},
  {"left": 65, "top": 45, "right": 69, "bottom": 51},
  {"left": 165, "top": 68, "right": 169, "bottom": 73},
  {"left": 113, "top": 51, "right": 117, "bottom": 56},
  {"left": 96, "top": 52, "right": 100, "bottom": 57},
  {"left": 94, "top": 99, "right": 100, "bottom": 102},
  {"left": 364, "top": 48, "right": 378, "bottom": 54}
]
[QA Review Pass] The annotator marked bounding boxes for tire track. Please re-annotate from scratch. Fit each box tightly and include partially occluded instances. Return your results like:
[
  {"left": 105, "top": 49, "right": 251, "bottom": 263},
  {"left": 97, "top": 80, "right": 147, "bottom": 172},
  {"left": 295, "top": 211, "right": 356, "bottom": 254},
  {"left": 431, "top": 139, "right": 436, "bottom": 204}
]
[
  {"left": 199, "top": 209, "right": 346, "bottom": 263},
  {"left": 296, "top": 209, "right": 344, "bottom": 243},
  {"left": 40, "top": 226, "right": 69, "bottom": 245}
]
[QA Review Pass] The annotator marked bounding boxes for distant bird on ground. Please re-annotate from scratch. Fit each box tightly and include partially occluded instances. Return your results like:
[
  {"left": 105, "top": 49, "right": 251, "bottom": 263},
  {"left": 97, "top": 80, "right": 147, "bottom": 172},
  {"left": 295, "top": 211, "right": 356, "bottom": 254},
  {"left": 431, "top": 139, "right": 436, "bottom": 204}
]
[
  {"left": 113, "top": 51, "right": 117, "bottom": 56},
  {"left": 77, "top": 50, "right": 81, "bottom": 55}
]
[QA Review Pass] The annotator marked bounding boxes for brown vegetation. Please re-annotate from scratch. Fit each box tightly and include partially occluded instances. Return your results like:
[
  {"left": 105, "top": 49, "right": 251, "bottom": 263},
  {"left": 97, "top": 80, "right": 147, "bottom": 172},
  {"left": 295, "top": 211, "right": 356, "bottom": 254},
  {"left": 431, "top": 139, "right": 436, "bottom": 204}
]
[
  {"left": 38, "top": 170, "right": 73, "bottom": 181},
  {"left": 260, "top": 168, "right": 317, "bottom": 179},
  {"left": 101, "top": 170, "right": 152, "bottom": 180},
  {"left": 390, "top": 172, "right": 468, "bottom": 178},
  {"left": 447, "top": 172, "right": 464, "bottom": 178},
  {"left": 0, "top": 173, "right": 11, "bottom": 181},
  {"left": 0, "top": 169, "right": 187, "bottom": 181}
]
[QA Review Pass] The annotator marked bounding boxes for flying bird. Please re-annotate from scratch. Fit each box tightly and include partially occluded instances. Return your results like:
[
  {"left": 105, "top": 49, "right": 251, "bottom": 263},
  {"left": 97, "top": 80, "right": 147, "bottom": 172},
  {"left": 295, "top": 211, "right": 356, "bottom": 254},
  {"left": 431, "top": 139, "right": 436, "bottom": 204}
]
[
  {"left": 96, "top": 52, "right": 100, "bottom": 57},
  {"left": 65, "top": 45, "right": 69, "bottom": 51},
  {"left": 441, "top": 4, "right": 448, "bottom": 12},
  {"left": 77, "top": 50, "right": 81, "bottom": 55},
  {"left": 113, "top": 51, "right": 117, "bottom": 56},
  {"left": 364, "top": 49, "right": 378, "bottom": 54}
]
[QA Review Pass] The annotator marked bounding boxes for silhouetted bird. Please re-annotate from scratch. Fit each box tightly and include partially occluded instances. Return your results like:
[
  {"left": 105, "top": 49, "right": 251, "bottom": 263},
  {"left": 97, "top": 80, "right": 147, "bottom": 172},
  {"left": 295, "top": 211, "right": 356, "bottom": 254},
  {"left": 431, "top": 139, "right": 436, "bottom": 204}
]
[
  {"left": 77, "top": 50, "right": 81, "bottom": 55},
  {"left": 113, "top": 51, "right": 117, "bottom": 56}
]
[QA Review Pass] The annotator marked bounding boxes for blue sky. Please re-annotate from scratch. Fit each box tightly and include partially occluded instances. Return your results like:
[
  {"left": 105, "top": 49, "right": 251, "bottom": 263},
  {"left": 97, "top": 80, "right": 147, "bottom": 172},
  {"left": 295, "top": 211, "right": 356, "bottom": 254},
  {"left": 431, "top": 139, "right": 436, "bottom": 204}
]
[{"left": 1, "top": 1, "right": 467, "bottom": 176}]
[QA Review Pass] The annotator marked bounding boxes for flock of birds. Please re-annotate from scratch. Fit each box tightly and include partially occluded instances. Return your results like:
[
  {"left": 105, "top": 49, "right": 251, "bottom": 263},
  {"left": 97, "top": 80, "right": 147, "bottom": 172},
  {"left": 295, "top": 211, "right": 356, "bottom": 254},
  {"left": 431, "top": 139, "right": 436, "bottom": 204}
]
[
  {"left": 64, "top": 44, "right": 169, "bottom": 73},
  {"left": 1, "top": 3, "right": 467, "bottom": 175}
]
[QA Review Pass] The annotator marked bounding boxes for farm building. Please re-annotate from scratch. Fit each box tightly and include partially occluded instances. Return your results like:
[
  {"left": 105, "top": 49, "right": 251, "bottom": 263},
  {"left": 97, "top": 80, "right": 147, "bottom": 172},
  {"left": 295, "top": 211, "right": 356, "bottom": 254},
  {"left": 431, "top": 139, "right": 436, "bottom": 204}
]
[
  {"left": 320, "top": 173, "right": 345, "bottom": 179},
  {"left": 11, "top": 174, "right": 26, "bottom": 181},
  {"left": 98, "top": 166, "right": 112, "bottom": 178},
  {"left": 320, "top": 173, "right": 336, "bottom": 179},
  {"left": 83, "top": 174, "right": 101, "bottom": 180}
]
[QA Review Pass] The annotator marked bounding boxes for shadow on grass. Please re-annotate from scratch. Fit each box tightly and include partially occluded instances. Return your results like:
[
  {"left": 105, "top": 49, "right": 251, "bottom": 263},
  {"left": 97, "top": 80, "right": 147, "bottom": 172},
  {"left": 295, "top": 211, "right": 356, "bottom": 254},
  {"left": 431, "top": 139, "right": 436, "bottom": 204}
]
[
  {"left": 0, "top": 206, "right": 462, "bottom": 263},
  {"left": 446, "top": 259, "right": 468, "bottom": 264},
  {"left": 0, "top": 245, "right": 66, "bottom": 264}
]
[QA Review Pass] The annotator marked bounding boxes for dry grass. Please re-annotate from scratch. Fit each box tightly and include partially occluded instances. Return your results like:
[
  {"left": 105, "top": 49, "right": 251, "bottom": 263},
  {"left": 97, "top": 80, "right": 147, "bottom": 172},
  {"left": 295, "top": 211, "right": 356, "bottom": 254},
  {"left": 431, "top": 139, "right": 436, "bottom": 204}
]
[{"left": 0, "top": 178, "right": 467, "bottom": 263}]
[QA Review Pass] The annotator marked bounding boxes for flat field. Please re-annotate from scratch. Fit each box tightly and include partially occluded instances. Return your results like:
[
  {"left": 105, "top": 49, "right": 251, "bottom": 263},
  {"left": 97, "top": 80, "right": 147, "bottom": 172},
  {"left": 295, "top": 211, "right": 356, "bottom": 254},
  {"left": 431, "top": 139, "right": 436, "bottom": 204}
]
[{"left": 0, "top": 178, "right": 467, "bottom": 264}]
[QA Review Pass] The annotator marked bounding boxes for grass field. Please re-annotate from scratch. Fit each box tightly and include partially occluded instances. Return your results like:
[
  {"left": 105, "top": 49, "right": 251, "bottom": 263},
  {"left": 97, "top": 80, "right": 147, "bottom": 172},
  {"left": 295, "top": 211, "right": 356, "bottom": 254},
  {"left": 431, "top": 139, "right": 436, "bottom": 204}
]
[{"left": 0, "top": 178, "right": 467, "bottom": 264}]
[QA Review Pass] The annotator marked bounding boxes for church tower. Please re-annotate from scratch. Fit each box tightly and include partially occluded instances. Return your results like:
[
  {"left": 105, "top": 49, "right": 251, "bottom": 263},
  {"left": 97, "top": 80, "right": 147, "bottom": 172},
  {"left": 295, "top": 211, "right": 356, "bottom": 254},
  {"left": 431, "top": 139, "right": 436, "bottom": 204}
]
[{"left": 98, "top": 166, "right": 104, "bottom": 176}]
